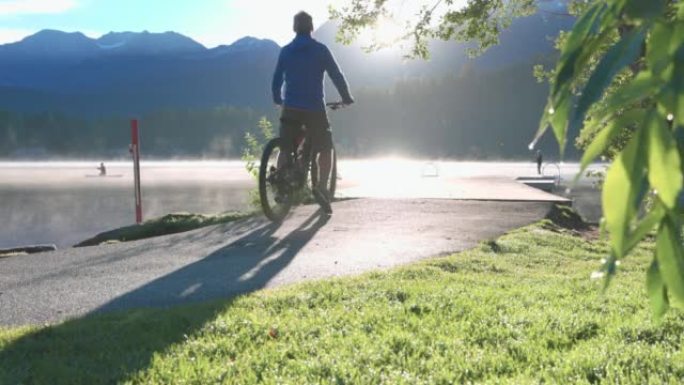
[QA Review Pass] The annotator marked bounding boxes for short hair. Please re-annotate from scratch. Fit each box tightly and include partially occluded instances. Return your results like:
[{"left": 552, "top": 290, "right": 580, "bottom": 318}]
[{"left": 293, "top": 11, "right": 314, "bottom": 34}]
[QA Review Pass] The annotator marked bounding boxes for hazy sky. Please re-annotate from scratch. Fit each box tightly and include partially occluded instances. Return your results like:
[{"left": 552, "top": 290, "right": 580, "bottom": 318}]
[{"left": 0, "top": 0, "right": 344, "bottom": 47}]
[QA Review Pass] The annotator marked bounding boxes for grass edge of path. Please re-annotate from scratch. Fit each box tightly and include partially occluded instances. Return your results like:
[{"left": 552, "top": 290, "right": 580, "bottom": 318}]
[{"left": 74, "top": 211, "right": 255, "bottom": 247}]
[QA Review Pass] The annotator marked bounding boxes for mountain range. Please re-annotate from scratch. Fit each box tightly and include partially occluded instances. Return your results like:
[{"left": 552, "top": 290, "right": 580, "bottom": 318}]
[
  {"left": 0, "top": 10, "right": 574, "bottom": 116},
  {"left": 0, "top": 8, "right": 582, "bottom": 159},
  {"left": 0, "top": 30, "right": 280, "bottom": 115}
]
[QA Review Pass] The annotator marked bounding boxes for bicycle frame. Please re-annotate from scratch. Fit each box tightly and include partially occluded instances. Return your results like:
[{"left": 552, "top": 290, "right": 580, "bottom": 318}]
[{"left": 259, "top": 102, "right": 346, "bottom": 221}]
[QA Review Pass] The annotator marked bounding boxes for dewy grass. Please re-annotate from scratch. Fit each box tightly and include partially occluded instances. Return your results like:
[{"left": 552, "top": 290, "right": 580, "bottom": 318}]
[
  {"left": 75, "top": 211, "right": 252, "bottom": 247},
  {"left": 1, "top": 221, "right": 683, "bottom": 384}
]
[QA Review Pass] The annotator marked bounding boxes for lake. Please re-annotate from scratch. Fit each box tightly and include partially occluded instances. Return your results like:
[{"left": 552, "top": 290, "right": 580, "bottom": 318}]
[{"left": 0, "top": 160, "right": 602, "bottom": 248}]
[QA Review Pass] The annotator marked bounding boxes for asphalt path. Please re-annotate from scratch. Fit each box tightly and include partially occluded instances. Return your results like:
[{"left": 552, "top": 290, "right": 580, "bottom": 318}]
[{"left": 0, "top": 198, "right": 556, "bottom": 326}]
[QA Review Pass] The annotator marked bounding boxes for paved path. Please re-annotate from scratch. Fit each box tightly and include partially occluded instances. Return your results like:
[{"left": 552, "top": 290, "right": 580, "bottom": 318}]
[
  {"left": 0, "top": 198, "right": 555, "bottom": 326},
  {"left": 338, "top": 176, "right": 567, "bottom": 201}
]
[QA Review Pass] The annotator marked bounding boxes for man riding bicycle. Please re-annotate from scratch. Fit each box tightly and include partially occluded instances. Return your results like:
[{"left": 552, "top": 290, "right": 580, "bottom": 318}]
[{"left": 271, "top": 11, "right": 354, "bottom": 215}]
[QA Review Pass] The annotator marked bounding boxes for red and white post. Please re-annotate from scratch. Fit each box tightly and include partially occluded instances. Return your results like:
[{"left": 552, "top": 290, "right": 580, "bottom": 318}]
[{"left": 130, "top": 119, "right": 143, "bottom": 224}]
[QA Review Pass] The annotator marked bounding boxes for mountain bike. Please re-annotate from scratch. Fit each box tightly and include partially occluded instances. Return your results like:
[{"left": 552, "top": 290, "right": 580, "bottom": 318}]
[{"left": 258, "top": 102, "right": 346, "bottom": 222}]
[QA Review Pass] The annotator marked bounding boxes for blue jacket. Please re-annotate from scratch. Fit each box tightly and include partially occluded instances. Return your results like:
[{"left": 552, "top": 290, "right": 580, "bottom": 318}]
[{"left": 272, "top": 34, "right": 353, "bottom": 111}]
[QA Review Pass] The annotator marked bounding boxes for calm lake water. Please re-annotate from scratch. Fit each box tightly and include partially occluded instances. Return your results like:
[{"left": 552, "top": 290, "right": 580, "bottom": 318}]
[{"left": 0, "top": 160, "right": 602, "bottom": 248}]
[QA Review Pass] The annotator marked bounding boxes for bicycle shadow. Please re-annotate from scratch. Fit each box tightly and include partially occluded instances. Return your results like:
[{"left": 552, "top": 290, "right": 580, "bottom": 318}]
[
  {"left": 0, "top": 210, "right": 330, "bottom": 384},
  {"left": 97, "top": 209, "right": 330, "bottom": 312}
]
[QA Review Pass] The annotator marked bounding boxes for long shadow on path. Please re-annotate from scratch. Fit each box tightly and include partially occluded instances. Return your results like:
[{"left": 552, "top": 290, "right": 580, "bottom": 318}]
[
  {"left": 0, "top": 211, "right": 330, "bottom": 384},
  {"left": 99, "top": 210, "right": 330, "bottom": 312}
]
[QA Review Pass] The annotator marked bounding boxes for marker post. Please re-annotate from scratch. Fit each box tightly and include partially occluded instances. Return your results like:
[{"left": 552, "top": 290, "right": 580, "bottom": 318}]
[{"left": 130, "top": 119, "right": 143, "bottom": 224}]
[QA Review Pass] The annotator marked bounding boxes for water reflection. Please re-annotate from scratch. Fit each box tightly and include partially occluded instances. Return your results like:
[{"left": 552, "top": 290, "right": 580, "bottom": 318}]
[
  {"left": 0, "top": 162, "right": 253, "bottom": 248},
  {"left": 0, "top": 160, "right": 603, "bottom": 249}
]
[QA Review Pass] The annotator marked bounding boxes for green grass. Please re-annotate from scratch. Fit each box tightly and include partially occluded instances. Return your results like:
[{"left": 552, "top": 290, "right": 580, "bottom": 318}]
[
  {"left": 2, "top": 221, "right": 683, "bottom": 384},
  {"left": 75, "top": 212, "right": 252, "bottom": 247}
]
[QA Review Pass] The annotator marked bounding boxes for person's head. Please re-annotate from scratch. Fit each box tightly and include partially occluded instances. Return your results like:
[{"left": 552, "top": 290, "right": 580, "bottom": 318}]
[{"left": 293, "top": 11, "right": 313, "bottom": 35}]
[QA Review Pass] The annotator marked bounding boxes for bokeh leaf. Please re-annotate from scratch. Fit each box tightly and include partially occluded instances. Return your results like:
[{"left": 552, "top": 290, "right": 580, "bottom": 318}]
[
  {"left": 626, "top": 202, "right": 665, "bottom": 253},
  {"left": 646, "top": 260, "right": 669, "bottom": 319},
  {"left": 579, "top": 108, "right": 646, "bottom": 176},
  {"left": 573, "top": 28, "right": 646, "bottom": 130},
  {"left": 674, "top": 44, "right": 684, "bottom": 127},
  {"left": 624, "top": 0, "right": 666, "bottom": 22},
  {"left": 647, "top": 22, "right": 674, "bottom": 74},
  {"left": 594, "top": 71, "right": 662, "bottom": 124},
  {"left": 553, "top": 2, "right": 608, "bottom": 99},
  {"left": 647, "top": 113, "right": 683, "bottom": 209},
  {"left": 656, "top": 216, "right": 684, "bottom": 306},
  {"left": 603, "top": 127, "right": 647, "bottom": 258},
  {"left": 549, "top": 92, "right": 572, "bottom": 156}
]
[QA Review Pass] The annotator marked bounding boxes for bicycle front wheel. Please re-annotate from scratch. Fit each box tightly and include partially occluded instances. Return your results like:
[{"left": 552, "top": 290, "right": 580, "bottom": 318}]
[{"left": 259, "top": 138, "right": 291, "bottom": 222}]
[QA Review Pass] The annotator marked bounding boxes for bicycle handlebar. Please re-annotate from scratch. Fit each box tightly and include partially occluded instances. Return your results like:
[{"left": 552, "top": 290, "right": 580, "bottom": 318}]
[{"left": 326, "top": 101, "right": 350, "bottom": 110}]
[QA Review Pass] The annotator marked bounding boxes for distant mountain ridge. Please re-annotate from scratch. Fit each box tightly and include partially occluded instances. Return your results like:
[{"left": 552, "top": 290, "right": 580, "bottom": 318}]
[
  {"left": 0, "top": 7, "right": 580, "bottom": 159},
  {"left": 0, "top": 29, "right": 233, "bottom": 56},
  {"left": 0, "top": 30, "right": 280, "bottom": 114},
  {"left": 95, "top": 31, "right": 205, "bottom": 55},
  {"left": 0, "top": 9, "right": 573, "bottom": 116}
]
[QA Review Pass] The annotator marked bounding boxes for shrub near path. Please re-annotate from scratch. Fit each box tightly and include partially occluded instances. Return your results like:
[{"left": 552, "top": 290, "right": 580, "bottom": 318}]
[{"left": 1, "top": 221, "right": 683, "bottom": 384}]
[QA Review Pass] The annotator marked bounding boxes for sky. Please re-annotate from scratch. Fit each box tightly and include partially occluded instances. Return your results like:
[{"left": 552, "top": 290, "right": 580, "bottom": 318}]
[{"left": 0, "top": 0, "right": 345, "bottom": 47}]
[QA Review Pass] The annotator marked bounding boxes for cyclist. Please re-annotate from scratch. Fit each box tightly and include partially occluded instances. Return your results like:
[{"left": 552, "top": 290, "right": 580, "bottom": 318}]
[{"left": 271, "top": 11, "right": 354, "bottom": 214}]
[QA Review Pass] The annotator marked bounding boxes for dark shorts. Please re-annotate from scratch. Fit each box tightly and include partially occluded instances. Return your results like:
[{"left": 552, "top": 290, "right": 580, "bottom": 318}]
[{"left": 280, "top": 107, "right": 333, "bottom": 152}]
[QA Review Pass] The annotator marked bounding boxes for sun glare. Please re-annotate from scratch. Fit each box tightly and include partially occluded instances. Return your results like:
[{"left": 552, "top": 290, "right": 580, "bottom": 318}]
[
  {"left": 357, "top": 15, "right": 404, "bottom": 52},
  {"left": 372, "top": 16, "right": 404, "bottom": 47}
]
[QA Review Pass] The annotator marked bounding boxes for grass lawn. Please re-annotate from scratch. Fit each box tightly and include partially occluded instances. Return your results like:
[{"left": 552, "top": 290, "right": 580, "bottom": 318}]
[{"left": 1, "top": 220, "right": 682, "bottom": 384}]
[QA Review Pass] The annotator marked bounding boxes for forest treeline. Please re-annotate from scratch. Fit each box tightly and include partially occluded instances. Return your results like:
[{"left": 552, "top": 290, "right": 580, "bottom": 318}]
[
  {"left": 0, "top": 106, "right": 266, "bottom": 158},
  {"left": 0, "top": 62, "right": 577, "bottom": 160}
]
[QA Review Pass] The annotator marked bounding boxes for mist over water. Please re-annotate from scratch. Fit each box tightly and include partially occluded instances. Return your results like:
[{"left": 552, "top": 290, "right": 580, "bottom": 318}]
[
  {"left": 0, "top": 161, "right": 253, "bottom": 248},
  {"left": 0, "top": 160, "right": 603, "bottom": 249}
]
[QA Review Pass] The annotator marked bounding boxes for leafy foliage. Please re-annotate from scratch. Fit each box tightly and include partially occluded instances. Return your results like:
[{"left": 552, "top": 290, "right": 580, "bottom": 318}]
[
  {"left": 538, "top": 0, "right": 684, "bottom": 318},
  {"left": 242, "top": 117, "right": 275, "bottom": 179},
  {"left": 334, "top": 0, "right": 684, "bottom": 318},
  {"left": 330, "top": 0, "right": 538, "bottom": 58},
  {"left": 242, "top": 117, "right": 275, "bottom": 208}
]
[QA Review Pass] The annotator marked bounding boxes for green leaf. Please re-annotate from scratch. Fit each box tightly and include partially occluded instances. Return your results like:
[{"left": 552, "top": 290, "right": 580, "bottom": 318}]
[
  {"left": 533, "top": 89, "right": 571, "bottom": 155},
  {"left": 624, "top": 0, "right": 666, "bottom": 22},
  {"left": 647, "top": 22, "right": 675, "bottom": 74},
  {"left": 603, "top": 127, "right": 647, "bottom": 258},
  {"left": 625, "top": 202, "right": 666, "bottom": 254},
  {"left": 646, "top": 260, "right": 669, "bottom": 319},
  {"left": 559, "top": 2, "right": 605, "bottom": 60},
  {"left": 549, "top": 92, "right": 572, "bottom": 156},
  {"left": 601, "top": 253, "right": 618, "bottom": 291},
  {"left": 647, "top": 112, "right": 683, "bottom": 209},
  {"left": 572, "top": 27, "right": 647, "bottom": 129},
  {"left": 579, "top": 108, "right": 647, "bottom": 176},
  {"left": 656, "top": 216, "right": 684, "bottom": 306},
  {"left": 532, "top": 100, "right": 553, "bottom": 150},
  {"left": 594, "top": 70, "right": 662, "bottom": 121},
  {"left": 674, "top": 44, "right": 684, "bottom": 127},
  {"left": 552, "top": 2, "right": 608, "bottom": 100}
]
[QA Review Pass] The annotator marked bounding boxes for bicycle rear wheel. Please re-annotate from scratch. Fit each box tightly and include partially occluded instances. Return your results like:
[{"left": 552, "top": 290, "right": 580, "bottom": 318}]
[{"left": 259, "top": 138, "right": 291, "bottom": 222}]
